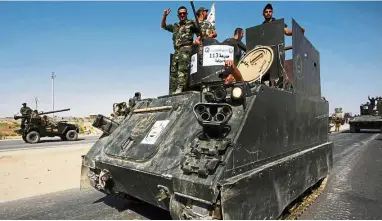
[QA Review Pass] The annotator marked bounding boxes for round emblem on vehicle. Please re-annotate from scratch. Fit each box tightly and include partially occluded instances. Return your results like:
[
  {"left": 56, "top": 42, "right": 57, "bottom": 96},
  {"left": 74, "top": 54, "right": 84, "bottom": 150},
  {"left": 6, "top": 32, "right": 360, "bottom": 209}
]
[
  {"left": 205, "top": 47, "right": 210, "bottom": 53},
  {"left": 191, "top": 55, "right": 195, "bottom": 62},
  {"left": 229, "top": 47, "right": 233, "bottom": 53}
]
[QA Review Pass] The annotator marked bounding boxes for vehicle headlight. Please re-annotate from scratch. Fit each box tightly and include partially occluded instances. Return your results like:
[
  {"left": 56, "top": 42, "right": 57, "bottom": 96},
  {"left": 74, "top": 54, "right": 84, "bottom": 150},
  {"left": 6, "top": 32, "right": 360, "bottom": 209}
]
[{"left": 232, "top": 87, "right": 243, "bottom": 99}]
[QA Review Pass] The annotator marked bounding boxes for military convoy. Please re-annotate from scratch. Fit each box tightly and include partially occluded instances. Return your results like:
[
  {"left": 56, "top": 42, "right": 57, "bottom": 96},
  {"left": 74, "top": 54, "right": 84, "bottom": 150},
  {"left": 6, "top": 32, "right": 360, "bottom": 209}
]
[
  {"left": 349, "top": 99, "right": 382, "bottom": 133},
  {"left": 80, "top": 14, "right": 333, "bottom": 220},
  {"left": 14, "top": 108, "right": 79, "bottom": 144}
]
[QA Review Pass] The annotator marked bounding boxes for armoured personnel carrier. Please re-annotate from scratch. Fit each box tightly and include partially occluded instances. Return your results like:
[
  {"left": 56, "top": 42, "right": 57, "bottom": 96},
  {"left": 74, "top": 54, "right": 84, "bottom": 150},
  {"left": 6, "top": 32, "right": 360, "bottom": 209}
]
[
  {"left": 14, "top": 108, "right": 79, "bottom": 143},
  {"left": 349, "top": 99, "right": 382, "bottom": 133},
  {"left": 80, "top": 15, "right": 333, "bottom": 219}
]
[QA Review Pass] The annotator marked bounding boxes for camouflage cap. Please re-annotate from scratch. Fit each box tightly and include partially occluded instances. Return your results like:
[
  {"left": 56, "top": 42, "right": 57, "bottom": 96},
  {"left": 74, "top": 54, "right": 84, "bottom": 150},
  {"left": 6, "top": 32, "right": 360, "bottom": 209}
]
[{"left": 196, "top": 7, "right": 208, "bottom": 15}]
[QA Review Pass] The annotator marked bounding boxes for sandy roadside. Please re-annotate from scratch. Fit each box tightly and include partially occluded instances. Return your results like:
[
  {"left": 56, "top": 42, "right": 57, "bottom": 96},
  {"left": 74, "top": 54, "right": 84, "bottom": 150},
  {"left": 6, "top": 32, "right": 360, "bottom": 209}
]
[
  {"left": 0, "top": 144, "right": 92, "bottom": 203},
  {"left": 329, "top": 123, "right": 350, "bottom": 133}
]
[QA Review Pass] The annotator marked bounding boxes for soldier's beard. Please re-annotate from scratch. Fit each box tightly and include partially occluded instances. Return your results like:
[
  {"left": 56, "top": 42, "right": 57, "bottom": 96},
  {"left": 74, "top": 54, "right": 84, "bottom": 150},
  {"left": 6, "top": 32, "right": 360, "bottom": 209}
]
[{"left": 264, "top": 14, "right": 272, "bottom": 20}]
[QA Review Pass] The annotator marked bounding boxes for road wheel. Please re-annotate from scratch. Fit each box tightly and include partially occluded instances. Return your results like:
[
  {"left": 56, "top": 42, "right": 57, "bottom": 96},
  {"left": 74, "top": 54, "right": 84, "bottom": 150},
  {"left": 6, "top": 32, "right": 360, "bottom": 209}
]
[
  {"left": 26, "top": 131, "right": 40, "bottom": 144},
  {"left": 65, "top": 130, "right": 78, "bottom": 141}
]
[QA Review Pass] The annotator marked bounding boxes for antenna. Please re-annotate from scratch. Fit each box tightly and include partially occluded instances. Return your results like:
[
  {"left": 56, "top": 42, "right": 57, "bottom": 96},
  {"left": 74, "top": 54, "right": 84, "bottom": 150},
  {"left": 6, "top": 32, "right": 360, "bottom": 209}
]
[
  {"left": 52, "top": 72, "right": 56, "bottom": 118},
  {"left": 34, "top": 97, "right": 39, "bottom": 110}
]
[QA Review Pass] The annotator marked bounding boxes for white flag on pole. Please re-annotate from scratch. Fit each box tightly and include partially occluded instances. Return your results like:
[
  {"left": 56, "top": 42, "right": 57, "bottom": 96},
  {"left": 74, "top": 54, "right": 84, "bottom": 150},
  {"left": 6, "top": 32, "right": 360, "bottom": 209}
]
[{"left": 207, "top": 3, "right": 215, "bottom": 26}]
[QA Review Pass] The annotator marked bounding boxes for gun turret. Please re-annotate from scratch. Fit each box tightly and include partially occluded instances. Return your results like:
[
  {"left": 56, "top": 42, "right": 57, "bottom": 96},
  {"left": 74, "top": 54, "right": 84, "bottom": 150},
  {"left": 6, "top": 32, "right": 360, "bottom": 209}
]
[{"left": 14, "top": 108, "right": 71, "bottom": 120}]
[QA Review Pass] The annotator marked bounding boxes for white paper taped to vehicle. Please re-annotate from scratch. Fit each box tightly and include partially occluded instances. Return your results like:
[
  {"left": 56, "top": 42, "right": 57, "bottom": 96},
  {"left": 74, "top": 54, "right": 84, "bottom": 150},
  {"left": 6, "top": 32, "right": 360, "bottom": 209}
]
[
  {"left": 141, "top": 120, "right": 170, "bottom": 145},
  {"left": 202, "top": 45, "right": 234, "bottom": 66},
  {"left": 190, "top": 53, "right": 197, "bottom": 74}
]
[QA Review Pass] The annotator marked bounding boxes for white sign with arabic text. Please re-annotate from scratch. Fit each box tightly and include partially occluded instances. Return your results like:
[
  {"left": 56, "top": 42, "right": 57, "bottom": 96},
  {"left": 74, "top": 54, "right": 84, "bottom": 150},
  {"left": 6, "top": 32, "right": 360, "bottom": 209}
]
[{"left": 202, "top": 45, "right": 234, "bottom": 66}]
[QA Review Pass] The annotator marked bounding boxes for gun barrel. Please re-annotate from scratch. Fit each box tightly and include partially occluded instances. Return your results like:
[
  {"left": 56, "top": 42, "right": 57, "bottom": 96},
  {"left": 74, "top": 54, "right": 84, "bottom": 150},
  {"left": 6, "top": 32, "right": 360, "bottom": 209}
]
[
  {"left": 14, "top": 115, "right": 26, "bottom": 120},
  {"left": 38, "top": 108, "right": 71, "bottom": 115},
  {"left": 190, "top": 1, "right": 201, "bottom": 33}
]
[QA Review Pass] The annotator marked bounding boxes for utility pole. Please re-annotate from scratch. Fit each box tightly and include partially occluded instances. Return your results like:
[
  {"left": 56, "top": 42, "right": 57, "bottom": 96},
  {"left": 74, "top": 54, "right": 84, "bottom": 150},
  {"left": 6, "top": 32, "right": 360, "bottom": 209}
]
[
  {"left": 34, "top": 97, "right": 39, "bottom": 110},
  {"left": 52, "top": 72, "right": 56, "bottom": 118}
]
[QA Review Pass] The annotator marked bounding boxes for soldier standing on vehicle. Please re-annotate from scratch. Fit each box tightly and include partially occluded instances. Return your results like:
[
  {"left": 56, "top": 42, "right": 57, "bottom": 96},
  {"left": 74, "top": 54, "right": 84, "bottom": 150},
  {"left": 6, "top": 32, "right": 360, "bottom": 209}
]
[
  {"left": 194, "top": 7, "right": 217, "bottom": 43},
  {"left": 262, "top": 3, "right": 305, "bottom": 36},
  {"left": 161, "top": 6, "right": 200, "bottom": 94},
  {"left": 368, "top": 95, "right": 376, "bottom": 114},
  {"left": 20, "top": 103, "right": 32, "bottom": 129},
  {"left": 222, "top": 28, "right": 247, "bottom": 66}
]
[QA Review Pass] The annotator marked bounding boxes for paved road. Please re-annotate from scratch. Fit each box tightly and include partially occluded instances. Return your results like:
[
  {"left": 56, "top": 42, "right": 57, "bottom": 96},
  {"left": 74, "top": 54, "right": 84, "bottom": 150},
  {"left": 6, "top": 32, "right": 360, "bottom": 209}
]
[
  {"left": 1, "top": 131, "right": 381, "bottom": 219},
  {"left": 300, "top": 131, "right": 382, "bottom": 220},
  {"left": 0, "top": 135, "right": 99, "bottom": 151}
]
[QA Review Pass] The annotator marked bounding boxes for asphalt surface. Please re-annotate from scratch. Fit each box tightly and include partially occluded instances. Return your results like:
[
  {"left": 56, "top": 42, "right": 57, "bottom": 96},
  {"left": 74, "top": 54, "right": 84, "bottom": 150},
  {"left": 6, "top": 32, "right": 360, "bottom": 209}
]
[
  {"left": 1, "top": 131, "right": 382, "bottom": 219},
  {"left": 300, "top": 130, "right": 382, "bottom": 220},
  {"left": 0, "top": 135, "right": 99, "bottom": 151}
]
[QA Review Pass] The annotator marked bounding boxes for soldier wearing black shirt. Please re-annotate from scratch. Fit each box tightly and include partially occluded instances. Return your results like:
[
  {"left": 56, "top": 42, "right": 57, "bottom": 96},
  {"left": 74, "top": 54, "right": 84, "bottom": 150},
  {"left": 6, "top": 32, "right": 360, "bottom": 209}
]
[
  {"left": 368, "top": 95, "right": 376, "bottom": 114},
  {"left": 262, "top": 3, "right": 305, "bottom": 36},
  {"left": 222, "top": 28, "right": 247, "bottom": 66}
]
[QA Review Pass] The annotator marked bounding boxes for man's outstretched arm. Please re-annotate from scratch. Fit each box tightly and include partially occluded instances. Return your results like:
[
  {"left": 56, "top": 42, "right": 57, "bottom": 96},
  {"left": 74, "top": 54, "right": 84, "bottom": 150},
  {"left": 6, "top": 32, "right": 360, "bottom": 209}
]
[
  {"left": 284, "top": 26, "right": 305, "bottom": 36},
  {"left": 161, "top": 8, "right": 173, "bottom": 31},
  {"left": 225, "top": 60, "right": 244, "bottom": 82}
]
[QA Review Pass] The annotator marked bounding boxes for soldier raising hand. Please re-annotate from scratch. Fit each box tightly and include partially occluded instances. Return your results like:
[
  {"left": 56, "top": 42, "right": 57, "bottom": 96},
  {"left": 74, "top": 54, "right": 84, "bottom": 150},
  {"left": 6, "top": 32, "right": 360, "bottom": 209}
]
[
  {"left": 161, "top": 6, "right": 200, "bottom": 95},
  {"left": 163, "top": 8, "right": 171, "bottom": 16}
]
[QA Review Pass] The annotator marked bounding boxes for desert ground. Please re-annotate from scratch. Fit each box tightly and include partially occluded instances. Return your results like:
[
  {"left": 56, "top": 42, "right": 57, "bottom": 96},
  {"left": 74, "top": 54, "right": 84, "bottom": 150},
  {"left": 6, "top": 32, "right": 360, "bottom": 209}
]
[{"left": 0, "top": 144, "right": 92, "bottom": 203}]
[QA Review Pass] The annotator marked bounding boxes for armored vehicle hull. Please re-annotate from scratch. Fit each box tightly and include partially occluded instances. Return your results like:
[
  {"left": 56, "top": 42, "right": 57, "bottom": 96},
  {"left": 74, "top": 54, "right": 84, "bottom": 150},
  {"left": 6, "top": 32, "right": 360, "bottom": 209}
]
[
  {"left": 81, "top": 84, "right": 332, "bottom": 219},
  {"left": 349, "top": 116, "right": 382, "bottom": 132},
  {"left": 81, "top": 16, "right": 333, "bottom": 219},
  {"left": 349, "top": 99, "right": 382, "bottom": 133}
]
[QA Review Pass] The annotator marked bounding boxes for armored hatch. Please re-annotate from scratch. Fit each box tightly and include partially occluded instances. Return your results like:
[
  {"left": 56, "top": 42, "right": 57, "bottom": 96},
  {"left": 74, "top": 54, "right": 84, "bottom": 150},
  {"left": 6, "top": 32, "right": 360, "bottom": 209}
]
[{"left": 236, "top": 45, "right": 274, "bottom": 83}]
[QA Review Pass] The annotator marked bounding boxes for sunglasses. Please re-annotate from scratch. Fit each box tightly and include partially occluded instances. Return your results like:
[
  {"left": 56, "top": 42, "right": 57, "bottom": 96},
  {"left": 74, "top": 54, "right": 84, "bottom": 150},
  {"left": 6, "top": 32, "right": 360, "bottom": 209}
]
[
  {"left": 178, "top": 12, "right": 187, "bottom": 16},
  {"left": 264, "top": 10, "right": 272, "bottom": 13}
]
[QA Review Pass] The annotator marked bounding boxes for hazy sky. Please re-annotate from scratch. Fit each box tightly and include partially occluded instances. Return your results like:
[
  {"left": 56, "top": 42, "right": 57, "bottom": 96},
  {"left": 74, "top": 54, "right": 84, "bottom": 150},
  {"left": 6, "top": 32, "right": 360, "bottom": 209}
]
[{"left": 1, "top": 1, "right": 381, "bottom": 117}]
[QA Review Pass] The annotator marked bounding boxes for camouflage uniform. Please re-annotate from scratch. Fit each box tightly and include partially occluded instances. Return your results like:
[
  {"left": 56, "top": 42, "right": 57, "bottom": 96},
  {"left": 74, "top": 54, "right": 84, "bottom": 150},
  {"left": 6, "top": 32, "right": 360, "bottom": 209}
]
[
  {"left": 197, "top": 20, "right": 215, "bottom": 58},
  {"left": 199, "top": 20, "right": 215, "bottom": 37},
  {"left": 20, "top": 105, "right": 32, "bottom": 128},
  {"left": 31, "top": 111, "right": 40, "bottom": 119},
  {"left": 20, "top": 106, "right": 32, "bottom": 116},
  {"left": 165, "top": 20, "right": 198, "bottom": 94}
]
